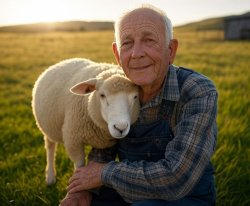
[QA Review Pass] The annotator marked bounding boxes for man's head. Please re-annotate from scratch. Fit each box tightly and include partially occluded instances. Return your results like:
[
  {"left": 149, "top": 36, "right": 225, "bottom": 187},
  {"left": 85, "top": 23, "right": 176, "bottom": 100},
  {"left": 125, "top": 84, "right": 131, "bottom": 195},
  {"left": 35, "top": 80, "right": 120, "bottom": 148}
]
[
  {"left": 114, "top": 4, "right": 173, "bottom": 50},
  {"left": 112, "top": 4, "right": 178, "bottom": 89}
]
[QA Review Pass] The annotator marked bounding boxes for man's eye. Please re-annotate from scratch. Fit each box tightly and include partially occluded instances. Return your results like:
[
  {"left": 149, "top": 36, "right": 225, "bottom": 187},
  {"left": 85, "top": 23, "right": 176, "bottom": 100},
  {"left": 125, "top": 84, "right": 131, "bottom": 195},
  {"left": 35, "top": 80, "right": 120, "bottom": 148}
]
[
  {"left": 145, "top": 38, "right": 156, "bottom": 45},
  {"left": 121, "top": 41, "right": 133, "bottom": 48},
  {"left": 123, "top": 41, "right": 130, "bottom": 45}
]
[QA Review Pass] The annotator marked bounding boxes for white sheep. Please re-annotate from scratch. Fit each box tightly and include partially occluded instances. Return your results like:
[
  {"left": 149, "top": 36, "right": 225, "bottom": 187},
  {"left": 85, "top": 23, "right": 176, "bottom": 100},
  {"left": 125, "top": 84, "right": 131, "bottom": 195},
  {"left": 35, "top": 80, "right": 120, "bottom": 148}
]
[{"left": 32, "top": 58, "right": 140, "bottom": 185}]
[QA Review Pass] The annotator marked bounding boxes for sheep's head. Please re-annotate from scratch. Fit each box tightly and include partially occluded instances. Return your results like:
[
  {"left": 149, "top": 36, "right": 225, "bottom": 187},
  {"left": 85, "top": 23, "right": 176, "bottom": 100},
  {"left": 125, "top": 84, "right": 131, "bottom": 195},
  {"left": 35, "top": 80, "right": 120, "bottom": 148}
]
[{"left": 70, "top": 72, "right": 140, "bottom": 139}]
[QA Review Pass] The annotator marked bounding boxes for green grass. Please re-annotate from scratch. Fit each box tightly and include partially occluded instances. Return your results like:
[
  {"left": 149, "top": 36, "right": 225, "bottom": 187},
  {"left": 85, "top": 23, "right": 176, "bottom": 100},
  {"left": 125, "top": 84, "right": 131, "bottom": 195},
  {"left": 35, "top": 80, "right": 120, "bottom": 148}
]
[{"left": 0, "top": 30, "right": 249, "bottom": 205}]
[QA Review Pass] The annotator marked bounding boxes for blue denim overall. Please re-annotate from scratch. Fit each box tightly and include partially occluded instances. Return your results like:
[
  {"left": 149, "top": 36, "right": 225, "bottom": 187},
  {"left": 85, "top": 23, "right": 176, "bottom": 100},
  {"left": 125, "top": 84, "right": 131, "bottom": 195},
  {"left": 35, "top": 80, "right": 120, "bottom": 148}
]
[{"left": 92, "top": 68, "right": 216, "bottom": 206}]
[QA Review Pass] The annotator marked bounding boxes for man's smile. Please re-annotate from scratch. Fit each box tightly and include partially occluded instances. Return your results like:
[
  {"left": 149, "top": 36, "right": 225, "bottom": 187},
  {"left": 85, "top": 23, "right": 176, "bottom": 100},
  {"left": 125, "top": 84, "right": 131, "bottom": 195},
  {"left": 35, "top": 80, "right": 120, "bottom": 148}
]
[{"left": 130, "top": 64, "right": 152, "bottom": 70}]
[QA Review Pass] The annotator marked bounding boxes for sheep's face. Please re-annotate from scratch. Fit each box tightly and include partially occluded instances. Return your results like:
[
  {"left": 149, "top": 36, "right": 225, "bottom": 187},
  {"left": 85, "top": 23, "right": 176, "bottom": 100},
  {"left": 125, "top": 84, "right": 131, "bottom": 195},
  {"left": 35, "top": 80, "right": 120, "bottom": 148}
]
[
  {"left": 70, "top": 74, "right": 140, "bottom": 139},
  {"left": 98, "top": 79, "right": 139, "bottom": 138}
]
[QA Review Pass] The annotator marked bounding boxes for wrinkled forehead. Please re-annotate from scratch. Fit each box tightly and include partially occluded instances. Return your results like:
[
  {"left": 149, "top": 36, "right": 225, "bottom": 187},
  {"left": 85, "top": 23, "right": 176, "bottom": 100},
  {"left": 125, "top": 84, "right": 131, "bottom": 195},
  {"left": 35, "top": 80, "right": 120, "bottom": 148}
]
[
  {"left": 121, "top": 21, "right": 159, "bottom": 35},
  {"left": 119, "top": 8, "right": 165, "bottom": 38}
]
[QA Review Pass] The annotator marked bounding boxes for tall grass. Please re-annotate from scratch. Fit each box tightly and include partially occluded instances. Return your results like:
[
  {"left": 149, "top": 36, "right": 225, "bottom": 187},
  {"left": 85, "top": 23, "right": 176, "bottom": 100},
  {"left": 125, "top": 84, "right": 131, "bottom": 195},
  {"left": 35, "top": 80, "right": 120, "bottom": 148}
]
[
  {"left": 175, "top": 30, "right": 250, "bottom": 205},
  {"left": 0, "top": 30, "right": 249, "bottom": 205}
]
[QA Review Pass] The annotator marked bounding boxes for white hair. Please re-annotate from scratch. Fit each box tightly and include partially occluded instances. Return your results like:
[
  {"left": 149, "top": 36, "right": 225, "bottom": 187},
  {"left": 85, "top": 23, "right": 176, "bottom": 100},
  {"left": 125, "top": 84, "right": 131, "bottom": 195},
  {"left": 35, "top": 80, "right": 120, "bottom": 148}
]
[{"left": 114, "top": 4, "right": 173, "bottom": 50}]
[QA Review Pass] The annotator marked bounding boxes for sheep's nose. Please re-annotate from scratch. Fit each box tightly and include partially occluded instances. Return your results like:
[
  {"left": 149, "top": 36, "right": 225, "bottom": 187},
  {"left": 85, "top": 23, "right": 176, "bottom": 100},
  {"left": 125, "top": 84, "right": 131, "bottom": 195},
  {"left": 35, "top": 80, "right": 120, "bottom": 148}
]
[{"left": 114, "top": 122, "right": 128, "bottom": 134}]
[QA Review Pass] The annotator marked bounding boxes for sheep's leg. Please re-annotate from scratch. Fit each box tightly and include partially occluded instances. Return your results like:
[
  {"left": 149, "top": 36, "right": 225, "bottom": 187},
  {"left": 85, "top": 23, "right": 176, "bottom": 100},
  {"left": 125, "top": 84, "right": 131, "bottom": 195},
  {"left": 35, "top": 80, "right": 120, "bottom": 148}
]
[
  {"left": 62, "top": 118, "right": 85, "bottom": 169},
  {"left": 68, "top": 145, "right": 85, "bottom": 169},
  {"left": 44, "top": 136, "right": 57, "bottom": 185},
  {"left": 74, "top": 156, "right": 85, "bottom": 169},
  {"left": 63, "top": 138, "right": 85, "bottom": 169}
]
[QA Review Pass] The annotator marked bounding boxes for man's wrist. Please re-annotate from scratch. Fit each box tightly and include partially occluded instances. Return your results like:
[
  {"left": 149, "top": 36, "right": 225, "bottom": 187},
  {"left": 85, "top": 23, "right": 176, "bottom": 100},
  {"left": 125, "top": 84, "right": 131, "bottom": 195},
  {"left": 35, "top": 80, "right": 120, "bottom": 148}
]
[{"left": 101, "top": 161, "right": 118, "bottom": 187}]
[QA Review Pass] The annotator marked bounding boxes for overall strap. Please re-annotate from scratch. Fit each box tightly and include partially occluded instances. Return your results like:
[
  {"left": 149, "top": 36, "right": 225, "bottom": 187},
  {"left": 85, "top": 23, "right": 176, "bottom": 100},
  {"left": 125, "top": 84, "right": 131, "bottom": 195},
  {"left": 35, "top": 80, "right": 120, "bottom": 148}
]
[
  {"left": 161, "top": 66, "right": 194, "bottom": 121},
  {"left": 176, "top": 67, "right": 194, "bottom": 90},
  {"left": 170, "top": 67, "right": 194, "bottom": 132}
]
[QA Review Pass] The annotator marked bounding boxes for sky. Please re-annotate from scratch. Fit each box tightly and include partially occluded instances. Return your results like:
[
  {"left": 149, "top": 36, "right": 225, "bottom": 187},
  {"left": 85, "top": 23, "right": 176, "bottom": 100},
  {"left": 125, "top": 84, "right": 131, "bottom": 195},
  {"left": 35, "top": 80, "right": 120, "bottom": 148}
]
[{"left": 0, "top": 0, "right": 249, "bottom": 27}]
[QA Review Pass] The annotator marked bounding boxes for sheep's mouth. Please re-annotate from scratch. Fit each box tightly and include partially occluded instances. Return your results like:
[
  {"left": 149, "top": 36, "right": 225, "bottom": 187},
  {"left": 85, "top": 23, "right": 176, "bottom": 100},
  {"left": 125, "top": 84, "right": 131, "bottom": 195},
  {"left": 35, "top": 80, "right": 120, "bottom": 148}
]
[
  {"left": 113, "top": 136, "right": 126, "bottom": 139},
  {"left": 111, "top": 132, "right": 126, "bottom": 138}
]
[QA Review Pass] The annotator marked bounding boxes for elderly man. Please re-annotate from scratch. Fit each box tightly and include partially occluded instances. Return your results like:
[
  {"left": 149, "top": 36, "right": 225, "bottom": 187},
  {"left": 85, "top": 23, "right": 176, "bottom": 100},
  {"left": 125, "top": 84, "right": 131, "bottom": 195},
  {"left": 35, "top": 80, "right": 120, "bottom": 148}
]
[{"left": 61, "top": 4, "right": 217, "bottom": 206}]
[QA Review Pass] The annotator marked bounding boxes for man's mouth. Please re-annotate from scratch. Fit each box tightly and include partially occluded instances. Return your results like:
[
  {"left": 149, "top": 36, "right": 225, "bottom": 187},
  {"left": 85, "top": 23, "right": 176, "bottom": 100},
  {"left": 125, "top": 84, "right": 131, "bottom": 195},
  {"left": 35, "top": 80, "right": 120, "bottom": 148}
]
[{"left": 131, "top": 64, "right": 151, "bottom": 70}]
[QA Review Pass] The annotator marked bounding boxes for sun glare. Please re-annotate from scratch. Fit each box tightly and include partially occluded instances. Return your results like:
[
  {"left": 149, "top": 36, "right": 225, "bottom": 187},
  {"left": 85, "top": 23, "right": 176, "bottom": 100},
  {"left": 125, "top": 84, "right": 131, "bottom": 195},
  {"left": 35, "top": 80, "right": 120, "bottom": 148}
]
[{"left": 15, "top": 0, "right": 71, "bottom": 24}]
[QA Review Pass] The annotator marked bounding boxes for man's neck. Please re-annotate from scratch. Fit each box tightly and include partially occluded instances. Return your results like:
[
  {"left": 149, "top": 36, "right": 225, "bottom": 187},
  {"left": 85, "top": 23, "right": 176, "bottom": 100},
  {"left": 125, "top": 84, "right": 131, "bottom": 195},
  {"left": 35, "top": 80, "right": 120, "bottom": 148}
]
[{"left": 139, "top": 78, "right": 165, "bottom": 104}]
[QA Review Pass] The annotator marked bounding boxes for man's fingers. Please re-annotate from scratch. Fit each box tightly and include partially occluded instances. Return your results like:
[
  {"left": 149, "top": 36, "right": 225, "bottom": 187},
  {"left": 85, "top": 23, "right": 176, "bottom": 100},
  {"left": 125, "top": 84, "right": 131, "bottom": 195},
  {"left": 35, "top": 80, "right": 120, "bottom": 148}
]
[
  {"left": 69, "top": 176, "right": 76, "bottom": 184},
  {"left": 68, "top": 184, "right": 85, "bottom": 194},
  {"left": 69, "top": 168, "right": 85, "bottom": 183},
  {"left": 67, "top": 179, "right": 80, "bottom": 191},
  {"left": 69, "top": 173, "right": 81, "bottom": 184}
]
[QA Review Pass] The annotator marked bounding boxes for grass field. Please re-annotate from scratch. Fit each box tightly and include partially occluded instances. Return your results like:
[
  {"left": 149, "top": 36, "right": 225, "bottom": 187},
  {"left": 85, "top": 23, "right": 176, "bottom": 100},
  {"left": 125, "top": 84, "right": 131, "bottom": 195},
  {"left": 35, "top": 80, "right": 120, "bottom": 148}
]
[{"left": 0, "top": 29, "right": 249, "bottom": 205}]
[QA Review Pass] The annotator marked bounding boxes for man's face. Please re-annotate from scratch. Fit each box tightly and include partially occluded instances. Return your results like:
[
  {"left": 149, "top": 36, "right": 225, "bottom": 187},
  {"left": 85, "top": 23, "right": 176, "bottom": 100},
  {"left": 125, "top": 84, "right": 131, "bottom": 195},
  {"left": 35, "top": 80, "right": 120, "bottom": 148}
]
[{"left": 113, "top": 8, "right": 173, "bottom": 88}]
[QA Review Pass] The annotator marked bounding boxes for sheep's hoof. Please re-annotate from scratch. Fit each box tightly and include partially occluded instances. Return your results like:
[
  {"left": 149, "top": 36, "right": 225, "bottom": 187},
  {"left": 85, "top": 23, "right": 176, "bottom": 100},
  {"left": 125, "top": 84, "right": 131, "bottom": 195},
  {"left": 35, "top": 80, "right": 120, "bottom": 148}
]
[
  {"left": 46, "top": 170, "right": 56, "bottom": 185},
  {"left": 46, "top": 175, "right": 56, "bottom": 185}
]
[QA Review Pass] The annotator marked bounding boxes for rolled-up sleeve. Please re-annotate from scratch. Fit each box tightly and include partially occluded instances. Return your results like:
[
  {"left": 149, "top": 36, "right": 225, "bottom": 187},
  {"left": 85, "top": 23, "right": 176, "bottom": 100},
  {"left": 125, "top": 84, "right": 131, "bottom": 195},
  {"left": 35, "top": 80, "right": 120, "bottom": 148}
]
[{"left": 101, "top": 75, "right": 218, "bottom": 203}]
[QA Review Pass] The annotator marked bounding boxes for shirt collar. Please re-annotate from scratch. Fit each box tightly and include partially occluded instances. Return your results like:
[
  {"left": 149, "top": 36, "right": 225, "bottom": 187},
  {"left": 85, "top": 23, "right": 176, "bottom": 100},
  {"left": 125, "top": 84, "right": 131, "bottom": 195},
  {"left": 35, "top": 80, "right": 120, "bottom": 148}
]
[
  {"left": 141, "top": 65, "right": 180, "bottom": 110},
  {"left": 163, "top": 64, "right": 180, "bottom": 101}
]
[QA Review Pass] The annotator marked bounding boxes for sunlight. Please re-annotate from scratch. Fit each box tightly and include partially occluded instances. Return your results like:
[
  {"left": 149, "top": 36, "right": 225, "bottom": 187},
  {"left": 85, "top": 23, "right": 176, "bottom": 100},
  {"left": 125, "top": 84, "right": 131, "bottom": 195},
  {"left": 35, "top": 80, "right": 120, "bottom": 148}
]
[
  {"left": 15, "top": 0, "right": 71, "bottom": 24},
  {"left": 1, "top": 0, "right": 249, "bottom": 27}
]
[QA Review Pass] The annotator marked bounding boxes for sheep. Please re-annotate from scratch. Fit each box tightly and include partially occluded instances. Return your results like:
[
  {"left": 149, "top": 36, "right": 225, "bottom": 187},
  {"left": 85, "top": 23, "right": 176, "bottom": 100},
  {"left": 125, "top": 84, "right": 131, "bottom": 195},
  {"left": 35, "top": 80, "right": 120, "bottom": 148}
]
[{"left": 32, "top": 58, "right": 140, "bottom": 185}]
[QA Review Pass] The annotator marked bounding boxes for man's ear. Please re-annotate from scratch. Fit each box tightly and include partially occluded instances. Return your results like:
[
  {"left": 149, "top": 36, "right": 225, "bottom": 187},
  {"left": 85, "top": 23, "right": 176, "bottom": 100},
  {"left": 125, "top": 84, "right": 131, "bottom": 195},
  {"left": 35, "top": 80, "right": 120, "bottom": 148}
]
[
  {"left": 168, "top": 39, "right": 178, "bottom": 65},
  {"left": 112, "top": 42, "right": 121, "bottom": 66},
  {"left": 70, "top": 78, "right": 98, "bottom": 96}
]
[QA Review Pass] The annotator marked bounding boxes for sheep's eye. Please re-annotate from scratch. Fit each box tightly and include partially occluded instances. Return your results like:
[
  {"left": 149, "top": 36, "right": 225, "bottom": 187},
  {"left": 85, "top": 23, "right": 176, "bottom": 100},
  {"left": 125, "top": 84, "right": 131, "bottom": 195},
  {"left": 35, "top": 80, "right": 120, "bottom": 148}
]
[
  {"left": 134, "top": 95, "right": 138, "bottom": 99},
  {"left": 100, "top": 94, "right": 106, "bottom": 98}
]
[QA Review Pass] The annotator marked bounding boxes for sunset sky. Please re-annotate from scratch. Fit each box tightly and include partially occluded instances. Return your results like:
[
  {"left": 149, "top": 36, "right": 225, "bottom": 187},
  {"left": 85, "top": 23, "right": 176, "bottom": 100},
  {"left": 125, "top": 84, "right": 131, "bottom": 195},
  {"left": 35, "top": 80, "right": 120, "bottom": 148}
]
[{"left": 0, "top": 0, "right": 249, "bottom": 26}]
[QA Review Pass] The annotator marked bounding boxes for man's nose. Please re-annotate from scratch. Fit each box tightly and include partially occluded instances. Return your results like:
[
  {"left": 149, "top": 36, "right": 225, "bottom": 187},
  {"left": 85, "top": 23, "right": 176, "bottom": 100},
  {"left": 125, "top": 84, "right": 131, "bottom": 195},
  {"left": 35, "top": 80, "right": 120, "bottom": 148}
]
[{"left": 131, "top": 42, "right": 145, "bottom": 58}]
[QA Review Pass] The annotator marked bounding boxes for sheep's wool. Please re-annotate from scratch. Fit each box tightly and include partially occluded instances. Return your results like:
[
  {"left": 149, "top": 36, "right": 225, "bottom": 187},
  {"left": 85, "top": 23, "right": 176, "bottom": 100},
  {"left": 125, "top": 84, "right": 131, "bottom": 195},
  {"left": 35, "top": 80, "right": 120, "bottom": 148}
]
[
  {"left": 32, "top": 58, "right": 140, "bottom": 184},
  {"left": 32, "top": 58, "right": 138, "bottom": 165}
]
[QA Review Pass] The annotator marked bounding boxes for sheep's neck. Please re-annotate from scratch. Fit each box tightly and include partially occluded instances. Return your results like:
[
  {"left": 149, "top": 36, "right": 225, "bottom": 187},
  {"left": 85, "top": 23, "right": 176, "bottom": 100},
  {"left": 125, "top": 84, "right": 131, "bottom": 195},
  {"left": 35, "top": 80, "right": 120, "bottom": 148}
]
[{"left": 87, "top": 92, "right": 109, "bottom": 132}]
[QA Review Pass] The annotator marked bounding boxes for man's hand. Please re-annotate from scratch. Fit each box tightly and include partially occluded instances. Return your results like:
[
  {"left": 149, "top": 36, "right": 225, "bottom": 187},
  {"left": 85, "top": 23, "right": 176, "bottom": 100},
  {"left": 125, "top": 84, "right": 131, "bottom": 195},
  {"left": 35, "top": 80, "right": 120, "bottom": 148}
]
[
  {"left": 67, "top": 161, "right": 106, "bottom": 194},
  {"left": 59, "top": 190, "right": 92, "bottom": 206}
]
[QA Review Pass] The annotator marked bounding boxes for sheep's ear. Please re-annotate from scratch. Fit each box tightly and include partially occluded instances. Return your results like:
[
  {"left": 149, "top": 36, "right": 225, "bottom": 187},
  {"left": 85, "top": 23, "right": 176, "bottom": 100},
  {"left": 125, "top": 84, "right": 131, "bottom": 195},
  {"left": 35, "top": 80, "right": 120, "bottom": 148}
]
[{"left": 70, "top": 78, "right": 98, "bottom": 96}]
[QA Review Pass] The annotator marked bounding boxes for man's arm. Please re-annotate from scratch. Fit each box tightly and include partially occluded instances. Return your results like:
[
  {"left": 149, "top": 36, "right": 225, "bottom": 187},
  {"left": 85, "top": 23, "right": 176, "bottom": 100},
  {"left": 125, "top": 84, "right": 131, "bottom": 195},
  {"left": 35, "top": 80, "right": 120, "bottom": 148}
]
[{"left": 101, "top": 80, "right": 218, "bottom": 202}]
